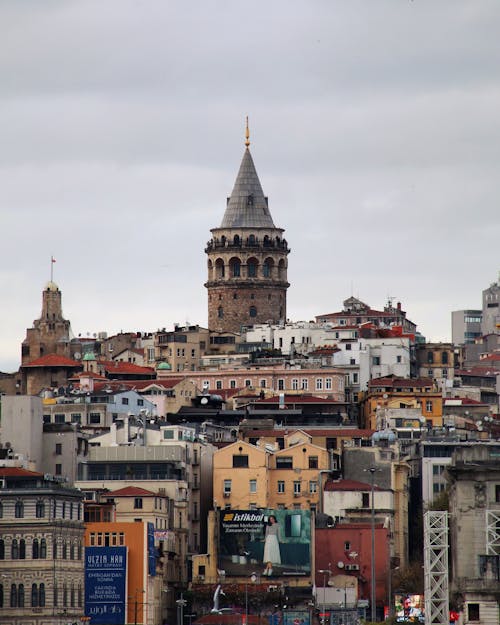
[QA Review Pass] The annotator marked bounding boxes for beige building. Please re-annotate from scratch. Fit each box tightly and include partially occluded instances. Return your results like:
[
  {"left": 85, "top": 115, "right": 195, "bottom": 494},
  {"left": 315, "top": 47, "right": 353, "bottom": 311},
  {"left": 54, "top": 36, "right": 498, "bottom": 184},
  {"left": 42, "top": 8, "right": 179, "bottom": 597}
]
[
  {"left": 157, "top": 364, "right": 345, "bottom": 400},
  {"left": 0, "top": 468, "right": 85, "bottom": 625},
  {"left": 448, "top": 444, "right": 500, "bottom": 625},
  {"left": 155, "top": 325, "right": 210, "bottom": 372},
  {"left": 213, "top": 433, "right": 331, "bottom": 513}
]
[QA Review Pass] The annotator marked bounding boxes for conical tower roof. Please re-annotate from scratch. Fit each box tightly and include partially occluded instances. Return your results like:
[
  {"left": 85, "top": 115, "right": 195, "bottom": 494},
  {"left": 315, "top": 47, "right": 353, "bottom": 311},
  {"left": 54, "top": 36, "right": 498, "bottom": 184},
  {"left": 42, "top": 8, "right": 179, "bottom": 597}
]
[{"left": 219, "top": 147, "right": 276, "bottom": 228}]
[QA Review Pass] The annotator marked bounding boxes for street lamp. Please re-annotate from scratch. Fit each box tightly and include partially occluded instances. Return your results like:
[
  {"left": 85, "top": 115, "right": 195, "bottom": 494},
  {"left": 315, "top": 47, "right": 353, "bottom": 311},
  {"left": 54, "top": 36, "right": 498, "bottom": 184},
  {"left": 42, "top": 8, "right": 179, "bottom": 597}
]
[
  {"left": 176, "top": 593, "right": 187, "bottom": 625},
  {"left": 245, "top": 573, "right": 257, "bottom": 625},
  {"left": 318, "top": 566, "right": 331, "bottom": 625},
  {"left": 368, "top": 467, "right": 376, "bottom": 622}
]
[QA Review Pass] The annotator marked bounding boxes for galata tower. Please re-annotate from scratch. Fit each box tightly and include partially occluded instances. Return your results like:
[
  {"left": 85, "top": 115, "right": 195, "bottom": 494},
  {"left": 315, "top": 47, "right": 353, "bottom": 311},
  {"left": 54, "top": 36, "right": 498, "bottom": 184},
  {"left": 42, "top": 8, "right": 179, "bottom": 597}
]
[{"left": 205, "top": 122, "right": 290, "bottom": 333}]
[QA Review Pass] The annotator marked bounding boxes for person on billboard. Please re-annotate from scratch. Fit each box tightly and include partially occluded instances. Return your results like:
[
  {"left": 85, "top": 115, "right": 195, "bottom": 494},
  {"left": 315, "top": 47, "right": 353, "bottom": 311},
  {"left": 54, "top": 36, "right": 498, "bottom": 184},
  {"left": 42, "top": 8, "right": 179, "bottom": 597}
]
[{"left": 263, "top": 515, "right": 281, "bottom": 574}]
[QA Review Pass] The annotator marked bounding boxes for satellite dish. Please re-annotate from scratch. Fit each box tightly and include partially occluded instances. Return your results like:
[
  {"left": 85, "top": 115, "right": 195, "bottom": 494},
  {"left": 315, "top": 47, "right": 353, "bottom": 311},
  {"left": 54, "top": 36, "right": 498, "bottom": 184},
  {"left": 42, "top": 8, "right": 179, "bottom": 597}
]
[{"left": 337, "top": 561, "right": 344, "bottom": 568}]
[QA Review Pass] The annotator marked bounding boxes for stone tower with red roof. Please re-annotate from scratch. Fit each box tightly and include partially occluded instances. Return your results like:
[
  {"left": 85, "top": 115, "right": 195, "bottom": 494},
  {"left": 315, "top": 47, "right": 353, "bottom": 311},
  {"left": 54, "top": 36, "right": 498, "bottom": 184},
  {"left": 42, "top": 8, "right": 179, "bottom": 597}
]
[
  {"left": 21, "top": 281, "right": 72, "bottom": 365},
  {"left": 205, "top": 124, "right": 290, "bottom": 333}
]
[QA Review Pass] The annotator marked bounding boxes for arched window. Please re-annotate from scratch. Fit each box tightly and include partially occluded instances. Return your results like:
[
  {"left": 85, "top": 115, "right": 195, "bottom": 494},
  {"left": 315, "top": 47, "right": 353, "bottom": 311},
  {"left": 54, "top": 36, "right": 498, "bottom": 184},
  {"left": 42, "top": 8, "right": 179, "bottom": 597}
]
[
  {"left": 70, "top": 503, "right": 73, "bottom": 519},
  {"left": 53, "top": 583, "right": 58, "bottom": 607},
  {"left": 70, "top": 544, "right": 75, "bottom": 560},
  {"left": 31, "top": 583, "right": 39, "bottom": 607},
  {"left": 19, "top": 539, "right": 26, "bottom": 559},
  {"left": 248, "top": 233, "right": 256, "bottom": 245},
  {"left": 77, "top": 541, "right": 82, "bottom": 560},
  {"left": 62, "top": 502, "right": 66, "bottom": 518},
  {"left": 215, "top": 258, "right": 225, "bottom": 279},
  {"left": 15, "top": 500, "right": 24, "bottom": 518},
  {"left": 11, "top": 539, "right": 19, "bottom": 559},
  {"left": 62, "top": 542, "right": 67, "bottom": 560},
  {"left": 0, "top": 539, "right": 4, "bottom": 560},
  {"left": 52, "top": 500, "right": 57, "bottom": 517},
  {"left": 39, "top": 583, "right": 45, "bottom": 607},
  {"left": 442, "top": 351, "right": 449, "bottom": 364},
  {"left": 263, "top": 235, "right": 270, "bottom": 247},
  {"left": 18, "top": 584, "right": 24, "bottom": 607},
  {"left": 233, "top": 234, "right": 240, "bottom": 246},
  {"left": 249, "top": 306, "right": 257, "bottom": 318},
  {"left": 53, "top": 540, "right": 58, "bottom": 559},
  {"left": 230, "top": 258, "right": 241, "bottom": 277},
  {"left": 63, "top": 583, "right": 68, "bottom": 607},
  {"left": 36, "top": 500, "right": 45, "bottom": 518},
  {"left": 217, "top": 307, "right": 224, "bottom": 319},
  {"left": 77, "top": 583, "right": 83, "bottom": 607},
  {"left": 427, "top": 351, "right": 434, "bottom": 363},
  {"left": 263, "top": 258, "right": 273, "bottom": 278},
  {"left": 10, "top": 584, "right": 17, "bottom": 608},
  {"left": 278, "top": 259, "right": 286, "bottom": 280},
  {"left": 247, "top": 258, "right": 258, "bottom": 278},
  {"left": 40, "top": 538, "right": 47, "bottom": 559},
  {"left": 33, "top": 538, "right": 39, "bottom": 559},
  {"left": 221, "top": 235, "right": 226, "bottom": 246},
  {"left": 71, "top": 582, "right": 75, "bottom": 607}
]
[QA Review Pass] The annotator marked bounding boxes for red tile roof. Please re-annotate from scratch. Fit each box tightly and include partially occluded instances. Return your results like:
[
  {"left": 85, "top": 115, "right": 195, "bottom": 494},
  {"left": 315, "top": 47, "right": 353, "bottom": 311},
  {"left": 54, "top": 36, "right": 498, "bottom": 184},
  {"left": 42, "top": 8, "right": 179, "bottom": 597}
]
[
  {"left": 369, "top": 375, "right": 433, "bottom": 388},
  {"left": 107, "top": 486, "right": 156, "bottom": 497},
  {"left": 90, "top": 379, "right": 184, "bottom": 393},
  {"left": 324, "top": 479, "right": 384, "bottom": 492},
  {"left": 22, "top": 354, "right": 82, "bottom": 368},
  {"left": 0, "top": 467, "right": 44, "bottom": 477},
  {"left": 69, "top": 372, "right": 108, "bottom": 381},
  {"left": 456, "top": 367, "right": 499, "bottom": 377},
  {"left": 255, "top": 395, "right": 342, "bottom": 404}
]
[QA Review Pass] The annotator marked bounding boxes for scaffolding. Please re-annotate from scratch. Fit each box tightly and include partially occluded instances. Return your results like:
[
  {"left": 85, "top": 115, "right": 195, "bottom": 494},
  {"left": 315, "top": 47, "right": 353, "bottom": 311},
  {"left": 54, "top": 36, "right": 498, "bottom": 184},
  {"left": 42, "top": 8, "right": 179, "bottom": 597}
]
[
  {"left": 486, "top": 510, "right": 500, "bottom": 555},
  {"left": 423, "top": 511, "right": 449, "bottom": 625}
]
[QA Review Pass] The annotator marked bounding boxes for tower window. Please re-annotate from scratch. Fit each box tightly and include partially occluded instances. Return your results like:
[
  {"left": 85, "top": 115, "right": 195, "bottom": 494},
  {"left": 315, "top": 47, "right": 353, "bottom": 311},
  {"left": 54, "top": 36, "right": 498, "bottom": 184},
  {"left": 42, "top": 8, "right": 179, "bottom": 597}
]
[
  {"left": 249, "top": 306, "right": 257, "bottom": 318},
  {"left": 230, "top": 259, "right": 241, "bottom": 277},
  {"left": 247, "top": 259, "right": 258, "bottom": 277},
  {"left": 218, "top": 307, "right": 224, "bottom": 319}
]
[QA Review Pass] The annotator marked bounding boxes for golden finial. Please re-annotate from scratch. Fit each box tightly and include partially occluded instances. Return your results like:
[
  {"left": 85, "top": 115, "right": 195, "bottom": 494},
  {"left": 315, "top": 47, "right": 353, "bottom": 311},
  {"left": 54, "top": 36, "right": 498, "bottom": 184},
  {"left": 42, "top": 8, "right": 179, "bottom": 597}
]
[{"left": 245, "top": 116, "right": 250, "bottom": 147}]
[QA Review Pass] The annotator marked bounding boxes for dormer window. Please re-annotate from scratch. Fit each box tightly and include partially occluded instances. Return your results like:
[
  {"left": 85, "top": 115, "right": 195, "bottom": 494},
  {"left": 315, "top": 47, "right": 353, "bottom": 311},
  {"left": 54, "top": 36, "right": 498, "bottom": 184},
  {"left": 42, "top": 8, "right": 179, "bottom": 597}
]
[{"left": 247, "top": 194, "right": 254, "bottom": 206}]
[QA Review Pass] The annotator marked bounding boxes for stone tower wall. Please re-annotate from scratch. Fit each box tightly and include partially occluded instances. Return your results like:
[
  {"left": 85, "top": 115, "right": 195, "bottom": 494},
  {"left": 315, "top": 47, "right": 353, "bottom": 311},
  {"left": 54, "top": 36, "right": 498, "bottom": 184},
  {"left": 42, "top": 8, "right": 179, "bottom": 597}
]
[{"left": 205, "top": 228, "right": 289, "bottom": 334}]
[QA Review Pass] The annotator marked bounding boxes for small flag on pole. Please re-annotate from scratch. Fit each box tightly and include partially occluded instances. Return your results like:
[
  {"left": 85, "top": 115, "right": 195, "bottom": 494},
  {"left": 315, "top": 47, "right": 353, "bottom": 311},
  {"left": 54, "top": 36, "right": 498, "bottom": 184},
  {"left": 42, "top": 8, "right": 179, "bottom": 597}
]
[
  {"left": 51, "top": 256, "right": 56, "bottom": 263},
  {"left": 50, "top": 256, "right": 56, "bottom": 282}
]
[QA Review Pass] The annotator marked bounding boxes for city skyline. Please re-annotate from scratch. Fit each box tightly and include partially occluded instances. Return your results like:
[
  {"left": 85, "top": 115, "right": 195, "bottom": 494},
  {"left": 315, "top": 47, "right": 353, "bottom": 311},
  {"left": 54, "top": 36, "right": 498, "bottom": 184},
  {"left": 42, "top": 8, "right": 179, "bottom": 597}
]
[{"left": 1, "top": 1, "right": 499, "bottom": 372}]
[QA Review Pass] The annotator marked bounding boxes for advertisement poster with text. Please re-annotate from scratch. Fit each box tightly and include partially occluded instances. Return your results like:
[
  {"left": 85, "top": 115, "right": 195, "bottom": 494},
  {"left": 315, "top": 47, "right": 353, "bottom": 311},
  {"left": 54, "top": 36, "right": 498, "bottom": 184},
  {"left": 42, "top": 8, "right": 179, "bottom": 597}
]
[
  {"left": 219, "top": 509, "right": 311, "bottom": 577},
  {"left": 85, "top": 546, "right": 127, "bottom": 625}
]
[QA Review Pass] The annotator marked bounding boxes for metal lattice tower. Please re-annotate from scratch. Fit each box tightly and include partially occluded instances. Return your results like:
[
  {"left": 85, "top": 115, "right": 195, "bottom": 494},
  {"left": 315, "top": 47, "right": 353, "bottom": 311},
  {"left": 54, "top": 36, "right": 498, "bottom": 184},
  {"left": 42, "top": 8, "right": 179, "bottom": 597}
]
[
  {"left": 424, "top": 511, "right": 449, "bottom": 625},
  {"left": 486, "top": 510, "right": 500, "bottom": 555}
]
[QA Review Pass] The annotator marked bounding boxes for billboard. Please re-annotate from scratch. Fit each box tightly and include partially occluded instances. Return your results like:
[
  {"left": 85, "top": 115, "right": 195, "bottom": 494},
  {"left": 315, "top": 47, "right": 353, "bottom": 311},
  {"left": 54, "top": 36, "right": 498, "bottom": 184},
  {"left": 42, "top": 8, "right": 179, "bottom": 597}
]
[
  {"left": 85, "top": 546, "right": 127, "bottom": 625},
  {"left": 395, "top": 593, "right": 424, "bottom": 623},
  {"left": 219, "top": 509, "right": 311, "bottom": 577}
]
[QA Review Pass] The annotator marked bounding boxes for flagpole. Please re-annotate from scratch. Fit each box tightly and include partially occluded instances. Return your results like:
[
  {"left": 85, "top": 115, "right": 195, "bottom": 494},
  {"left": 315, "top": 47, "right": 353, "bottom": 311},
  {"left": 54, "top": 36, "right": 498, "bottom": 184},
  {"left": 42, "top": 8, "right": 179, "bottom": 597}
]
[{"left": 50, "top": 256, "right": 56, "bottom": 282}]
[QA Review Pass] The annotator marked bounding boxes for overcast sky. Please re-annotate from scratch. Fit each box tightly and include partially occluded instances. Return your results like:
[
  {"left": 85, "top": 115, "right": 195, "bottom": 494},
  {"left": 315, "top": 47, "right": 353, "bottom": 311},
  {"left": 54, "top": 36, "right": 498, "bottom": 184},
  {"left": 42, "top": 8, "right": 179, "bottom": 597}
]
[{"left": 1, "top": 1, "right": 499, "bottom": 372}]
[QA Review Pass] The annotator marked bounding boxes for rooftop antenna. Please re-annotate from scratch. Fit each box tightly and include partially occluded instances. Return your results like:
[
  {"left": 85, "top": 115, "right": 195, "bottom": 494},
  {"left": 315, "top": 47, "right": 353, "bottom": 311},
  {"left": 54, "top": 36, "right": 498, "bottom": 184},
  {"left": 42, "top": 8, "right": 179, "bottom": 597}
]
[
  {"left": 50, "top": 256, "right": 56, "bottom": 282},
  {"left": 245, "top": 116, "right": 250, "bottom": 148}
]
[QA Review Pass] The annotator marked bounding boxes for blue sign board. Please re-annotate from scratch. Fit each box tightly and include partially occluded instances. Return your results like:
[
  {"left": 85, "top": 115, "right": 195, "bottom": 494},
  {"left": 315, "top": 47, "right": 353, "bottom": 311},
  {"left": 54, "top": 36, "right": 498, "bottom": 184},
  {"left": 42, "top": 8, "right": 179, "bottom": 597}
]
[
  {"left": 147, "top": 522, "right": 156, "bottom": 577},
  {"left": 85, "top": 546, "right": 127, "bottom": 625}
]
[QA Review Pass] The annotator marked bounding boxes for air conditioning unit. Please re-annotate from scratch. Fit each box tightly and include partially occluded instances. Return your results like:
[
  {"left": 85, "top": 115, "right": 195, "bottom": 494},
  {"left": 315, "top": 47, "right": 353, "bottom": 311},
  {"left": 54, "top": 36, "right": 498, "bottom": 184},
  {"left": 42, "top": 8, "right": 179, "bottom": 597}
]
[
  {"left": 293, "top": 492, "right": 301, "bottom": 498},
  {"left": 223, "top": 492, "right": 231, "bottom": 498}
]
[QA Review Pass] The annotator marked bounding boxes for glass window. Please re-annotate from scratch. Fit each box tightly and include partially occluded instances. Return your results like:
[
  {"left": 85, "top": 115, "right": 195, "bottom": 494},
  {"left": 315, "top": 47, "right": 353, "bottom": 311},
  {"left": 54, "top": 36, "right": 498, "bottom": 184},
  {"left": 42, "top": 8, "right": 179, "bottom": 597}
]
[
  {"left": 223, "top": 479, "right": 231, "bottom": 494},
  {"left": 233, "top": 455, "right": 249, "bottom": 468},
  {"left": 249, "top": 479, "right": 257, "bottom": 493},
  {"left": 134, "top": 498, "right": 143, "bottom": 509},
  {"left": 15, "top": 501, "right": 24, "bottom": 518},
  {"left": 309, "top": 481, "right": 318, "bottom": 493},
  {"left": 293, "top": 481, "right": 301, "bottom": 494},
  {"left": 278, "top": 379, "right": 285, "bottom": 390},
  {"left": 315, "top": 378, "right": 323, "bottom": 391},
  {"left": 277, "top": 481, "right": 285, "bottom": 493},
  {"left": 301, "top": 379, "right": 308, "bottom": 390},
  {"left": 325, "top": 378, "right": 332, "bottom": 390},
  {"left": 292, "top": 379, "right": 298, "bottom": 391}
]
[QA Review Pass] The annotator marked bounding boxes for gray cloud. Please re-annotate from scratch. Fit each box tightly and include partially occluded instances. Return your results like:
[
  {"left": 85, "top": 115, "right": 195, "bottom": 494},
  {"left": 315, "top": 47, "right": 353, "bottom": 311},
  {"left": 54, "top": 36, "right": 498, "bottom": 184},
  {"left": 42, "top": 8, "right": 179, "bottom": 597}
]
[{"left": 1, "top": 0, "right": 499, "bottom": 371}]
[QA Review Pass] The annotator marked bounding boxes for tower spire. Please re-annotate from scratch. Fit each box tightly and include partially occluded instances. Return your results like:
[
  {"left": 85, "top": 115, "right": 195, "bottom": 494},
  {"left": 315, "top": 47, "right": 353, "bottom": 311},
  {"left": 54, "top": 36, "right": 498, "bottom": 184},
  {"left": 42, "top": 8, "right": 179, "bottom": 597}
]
[{"left": 245, "top": 116, "right": 250, "bottom": 148}]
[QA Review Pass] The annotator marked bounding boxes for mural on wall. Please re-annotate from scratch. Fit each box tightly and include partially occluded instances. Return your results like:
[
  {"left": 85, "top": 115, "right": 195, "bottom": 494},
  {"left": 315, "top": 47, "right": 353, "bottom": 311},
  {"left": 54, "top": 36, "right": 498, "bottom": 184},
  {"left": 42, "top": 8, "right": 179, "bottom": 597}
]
[{"left": 219, "top": 509, "right": 311, "bottom": 577}]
